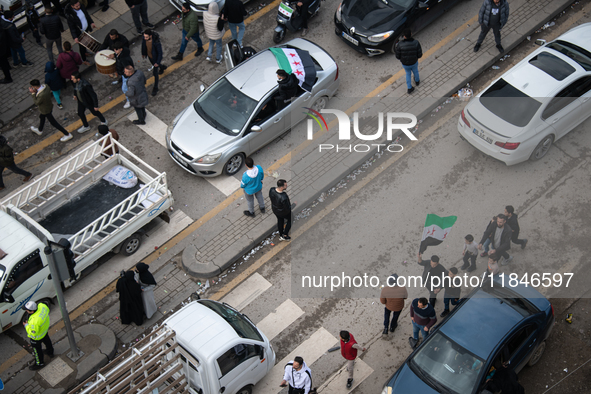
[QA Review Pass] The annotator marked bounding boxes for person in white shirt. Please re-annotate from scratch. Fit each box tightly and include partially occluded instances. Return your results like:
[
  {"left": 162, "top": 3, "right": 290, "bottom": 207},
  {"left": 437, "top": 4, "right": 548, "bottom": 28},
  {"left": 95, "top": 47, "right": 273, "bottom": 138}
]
[
  {"left": 280, "top": 356, "right": 312, "bottom": 394},
  {"left": 64, "top": 0, "right": 96, "bottom": 63},
  {"left": 461, "top": 234, "right": 479, "bottom": 272}
]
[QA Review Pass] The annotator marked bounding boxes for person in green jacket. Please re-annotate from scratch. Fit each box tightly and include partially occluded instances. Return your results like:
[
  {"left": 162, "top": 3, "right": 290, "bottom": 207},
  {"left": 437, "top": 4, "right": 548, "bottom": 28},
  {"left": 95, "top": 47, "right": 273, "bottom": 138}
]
[
  {"left": 0, "top": 135, "right": 33, "bottom": 191},
  {"left": 171, "top": 3, "right": 204, "bottom": 61},
  {"left": 22, "top": 301, "right": 54, "bottom": 370},
  {"left": 29, "top": 79, "right": 73, "bottom": 142}
]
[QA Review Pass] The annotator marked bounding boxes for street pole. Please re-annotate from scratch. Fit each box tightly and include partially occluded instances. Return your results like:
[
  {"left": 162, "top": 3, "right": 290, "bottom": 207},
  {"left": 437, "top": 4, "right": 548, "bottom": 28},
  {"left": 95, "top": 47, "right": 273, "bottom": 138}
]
[{"left": 43, "top": 246, "right": 81, "bottom": 361}]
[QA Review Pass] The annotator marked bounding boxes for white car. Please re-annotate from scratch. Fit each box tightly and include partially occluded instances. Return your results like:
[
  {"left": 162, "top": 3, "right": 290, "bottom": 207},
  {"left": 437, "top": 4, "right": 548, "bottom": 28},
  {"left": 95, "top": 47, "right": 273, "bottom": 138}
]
[{"left": 458, "top": 23, "right": 591, "bottom": 165}]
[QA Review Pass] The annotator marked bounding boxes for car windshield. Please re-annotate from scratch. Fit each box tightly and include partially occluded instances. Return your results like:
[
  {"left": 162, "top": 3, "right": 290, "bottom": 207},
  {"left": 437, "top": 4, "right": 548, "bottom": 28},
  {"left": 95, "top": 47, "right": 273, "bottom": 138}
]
[
  {"left": 193, "top": 77, "right": 258, "bottom": 136},
  {"left": 479, "top": 79, "right": 542, "bottom": 127},
  {"left": 528, "top": 51, "right": 575, "bottom": 80},
  {"left": 410, "top": 332, "right": 485, "bottom": 394},
  {"left": 547, "top": 40, "right": 591, "bottom": 71},
  {"left": 198, "top": 300, "right": 264, "bottom": 342}
]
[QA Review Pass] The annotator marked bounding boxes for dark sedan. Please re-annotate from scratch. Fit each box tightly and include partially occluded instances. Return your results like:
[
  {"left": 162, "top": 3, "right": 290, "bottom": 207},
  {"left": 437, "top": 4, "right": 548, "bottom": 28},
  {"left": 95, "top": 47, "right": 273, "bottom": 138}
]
[
  {"left": 334, "top": 0, "right": 462, "bottom": 56},
  {"left": 382, "top": 275, "right": 555, "bottom": 393}
]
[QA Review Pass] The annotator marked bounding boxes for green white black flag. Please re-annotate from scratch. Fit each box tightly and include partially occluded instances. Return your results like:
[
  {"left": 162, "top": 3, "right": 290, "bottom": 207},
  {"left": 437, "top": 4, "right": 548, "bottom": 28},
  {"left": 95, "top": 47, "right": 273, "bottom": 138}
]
[{"left": 419, "top": 214, "right": 458, "bottom": 253}]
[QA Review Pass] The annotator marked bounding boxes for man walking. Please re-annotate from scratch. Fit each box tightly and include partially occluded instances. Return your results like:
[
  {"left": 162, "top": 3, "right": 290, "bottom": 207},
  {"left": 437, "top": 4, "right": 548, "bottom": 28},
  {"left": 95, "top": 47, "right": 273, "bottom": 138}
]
[
  {"left": 380, "top": 273, "right": 408, "bottom": 335},
  {"left": 241, "top": 157, "right": 265, "bottom": 217},
  {"left": 22, "top": 301, "right": 54, "bottom": 371},
  {"left": 39, "top": 7, "right": 64, "bottom": 63},
  {"left": 439, "top": 267, "right": 461, "bottom": 317},
  {"left": 125, "top": 0, "right": 153, "bottom": 35},
  {"left": 171, "top": 3, "right": 203, "bottom": 61},
  {"left": 71, "top": 72, "right": 108, "bottom": 133},
  {"left": 141, "top": 29, "right": 167, "bottom": 96},
  {"left": 418, "top": 253, "right": 446, "bottom": 307},
  {"left": 478, "top": 213, "right": 513, "bottom": 266},
  {"left": 409, "top": 297, "right": 436, "bottom": 349},
  {"left": 0, "top": 136, "right": 33, "bottom": 192},
  {"left": 65, "top": 0, "right": 96, "bottom": 63},
  {"left": 25, "top": 1, "right": 43, "bottom": 46},
  {"left": 394, "top": 28, "right": 422, "bottom": 94},
  {"left": 269, "top": 179, "right": 295, "bottom": 241},
  {"left": 505, "top": 205, "right": 528, "bottom": 249},
  {"left": 339, "top": 330, "right": 366, "bottom": 389},
  {"left": 111, "top": 42, "right": 134, "bottom": 107},
  {"left": 280, "top": 356, "right": 312, "bottom": 394},
  {"left": 1, "top": 11, "right": 34, "bottom": 67},
  {"left": 29, "top": 79, "right": 72, "bottom": 141},
  {"left": 474, "top": 0, "right": 509, "bottom": 53},
  {"left": 221, "top": 0, "right": 247, "bottom": 47},
  {"left": 124, "top": 65, "right": 149, "bottom": 125}
]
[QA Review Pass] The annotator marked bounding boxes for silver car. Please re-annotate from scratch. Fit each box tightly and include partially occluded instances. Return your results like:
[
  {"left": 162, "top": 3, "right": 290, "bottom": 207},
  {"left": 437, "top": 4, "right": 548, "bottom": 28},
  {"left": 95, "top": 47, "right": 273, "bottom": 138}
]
[{"left": 166, "top": 38, "right": 340, "bottom": 177}]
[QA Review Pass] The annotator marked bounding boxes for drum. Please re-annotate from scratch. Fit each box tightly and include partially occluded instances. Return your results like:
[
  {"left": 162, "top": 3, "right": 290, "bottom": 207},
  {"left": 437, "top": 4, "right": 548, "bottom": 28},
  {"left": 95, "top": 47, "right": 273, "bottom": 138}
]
[
  {"left": 95, "top": 50, "right": 117, "bottom": 75},
  {"left": 78, "top": 31, "right": 100, "bottom": 53}
]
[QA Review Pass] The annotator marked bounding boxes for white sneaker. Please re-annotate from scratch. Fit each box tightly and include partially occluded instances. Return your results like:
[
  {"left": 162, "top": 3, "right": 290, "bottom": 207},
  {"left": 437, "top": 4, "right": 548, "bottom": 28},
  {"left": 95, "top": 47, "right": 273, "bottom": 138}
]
[
  {"left": 30, "top": 126, "right": 42, "bottom": 135},
  {"left": 101, "top": 119, "right": 108, "bottom": 126},
  {"left": 123, "top": 101, "right": 131, "bottom": 109},
  {"left": 77, "top": 125, "right": 91, "bottom": 133},
  {"left": 60, "top": 133, "right": 73, "bottom": 142},
  {"left": 205, "top": 56, "right": 211, "bottom": 62},
  {"left": 216, "top": 55, "right": 223, "bottom": 64}
]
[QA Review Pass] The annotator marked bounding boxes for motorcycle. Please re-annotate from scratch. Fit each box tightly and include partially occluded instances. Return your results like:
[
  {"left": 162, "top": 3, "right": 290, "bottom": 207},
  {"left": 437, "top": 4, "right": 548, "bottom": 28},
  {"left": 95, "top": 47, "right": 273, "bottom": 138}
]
[{"left": 273, "top": 0, "right": 321, "bottom": 44}]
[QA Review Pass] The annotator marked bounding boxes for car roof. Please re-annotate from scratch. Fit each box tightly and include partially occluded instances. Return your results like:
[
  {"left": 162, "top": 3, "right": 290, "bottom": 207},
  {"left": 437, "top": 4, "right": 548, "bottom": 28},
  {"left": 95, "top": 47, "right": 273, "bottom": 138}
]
[
  {"left": 555, "top": 22, "right": 591, "bottom": 52},
  {"left": 502, "top": 53, "right": 568, "bottom": 98},
  {"left": 163, "top": 301, "right": 239, "bottom": 360},
  {"left": 0, "top": 211, "right": 45, "bottom": 270},
  {"left": 438, "top": 290, "right": 525, "bottom": 360}
]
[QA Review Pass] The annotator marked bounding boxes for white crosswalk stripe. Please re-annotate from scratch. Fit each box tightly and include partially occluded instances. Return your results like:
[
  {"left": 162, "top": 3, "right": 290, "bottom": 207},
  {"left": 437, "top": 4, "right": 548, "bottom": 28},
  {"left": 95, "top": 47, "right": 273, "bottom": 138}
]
[
  {"left": 256, "top": 299, "right": 305, "bottom": 341},
  {"left": 317, "top": 359, "right": 374, "bottom": 393},
  {"left": 128, "top": 109, "right": 242, "bottom": 196},
  {"left": 221, "top": 272, "right": 272, "bottom": 311}
]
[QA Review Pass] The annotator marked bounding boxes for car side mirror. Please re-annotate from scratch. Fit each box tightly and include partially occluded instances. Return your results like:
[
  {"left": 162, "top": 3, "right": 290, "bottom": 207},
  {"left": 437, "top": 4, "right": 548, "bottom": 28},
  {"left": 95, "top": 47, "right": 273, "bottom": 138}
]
[
  {"left": 200, "top": 84, "right": 205, "bottom": 92},
  {"left": 534, "top": 39, "right": 546, "bottom": 46},
  {"left": 251, "top": 125, "right": 262, "bottom": 133},
  {"left": 418, "top": 1, "right": 429, "bottom": 8}
]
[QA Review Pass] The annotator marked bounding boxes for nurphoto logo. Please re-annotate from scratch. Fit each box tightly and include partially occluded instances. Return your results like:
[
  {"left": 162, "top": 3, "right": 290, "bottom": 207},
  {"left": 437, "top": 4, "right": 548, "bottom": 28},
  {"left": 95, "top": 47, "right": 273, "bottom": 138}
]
[{"left": 305, "top": 108, "right": 418, "bottom": 153}]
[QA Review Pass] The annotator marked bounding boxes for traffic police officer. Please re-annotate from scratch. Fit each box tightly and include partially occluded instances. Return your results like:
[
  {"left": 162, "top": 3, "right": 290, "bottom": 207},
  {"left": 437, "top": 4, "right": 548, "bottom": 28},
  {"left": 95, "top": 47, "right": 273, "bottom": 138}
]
[{"left": 22, "top": 301, "right": 54, "bottom": 370}]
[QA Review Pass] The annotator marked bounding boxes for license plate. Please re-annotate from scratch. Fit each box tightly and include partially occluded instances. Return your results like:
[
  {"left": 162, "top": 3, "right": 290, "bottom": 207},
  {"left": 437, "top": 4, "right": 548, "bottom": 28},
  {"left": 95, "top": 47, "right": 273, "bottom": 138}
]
[
  {"left": 342, "top": 32, "right": 359, "bottom": 46},
  {"left": 171, "top": 151, "right": 188, "bottom": 166},
  {"left": 473, "top": 129, "right": 493, "bottom": 144},
  {"left": 278, "top": 3, "right": 293, "bottom": 17}
]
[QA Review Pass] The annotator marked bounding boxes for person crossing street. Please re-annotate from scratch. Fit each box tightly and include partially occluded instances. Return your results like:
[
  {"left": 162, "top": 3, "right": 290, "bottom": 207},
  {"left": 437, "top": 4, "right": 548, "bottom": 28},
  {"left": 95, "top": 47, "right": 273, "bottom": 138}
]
[{"left": 22, "top": 301, "right": 54, "bottom": 370}]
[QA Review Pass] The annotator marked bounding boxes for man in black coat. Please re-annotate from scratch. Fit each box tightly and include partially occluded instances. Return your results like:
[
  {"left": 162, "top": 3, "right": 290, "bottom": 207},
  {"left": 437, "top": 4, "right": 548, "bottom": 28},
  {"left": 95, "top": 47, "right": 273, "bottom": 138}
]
[
  {"left": 39, "top": 7, "right": 65, "bottom": 63},
  {"left": 395, "top": 28, "right": 422, "bottom": 94},
  {"left": 71, "top": 71, "right": 108, "bottom": 133},
  {"left": 418, "top": 254, "right": 447, "bottom": 307},
  {"left": 221, "top": 0, "right": 247, "bottom": 47},
  {"left": 1, "top": 11, "right": 34, "bottom": 67},
  {"left": 269, "top": 179, "right": 296, "bottom": 241},
  {"left": 64, "top": 0, "right": 96, "bottom": 62},
  {"left": 474, "top": 0, "right": 509, "bottom": 53},
  {"left": 505, "top": 205, "right": 527, "bottom": 249},
  {"left": 0, "top": 22, "right": 13, "bottom": 83},
  {"left": 141, "top": 29, "right": 167, "bottom": 96},
  {"left": 125, "top": 0, "right": 153, "bottom": 35},
  {"left": 100, "top": 29, "right": 129, "bottom": 51},
  {"left": 275, "top": 69, "right": 298, "bottom": 109},
  {"left": 478, "top": 214, "right": 513, "bottom": 266},
  {"left": 25, "top": 2, "right": 42, "bottom": 46},
  {"left": 0, "top": 135, "right": 33, "bottom": 191}
]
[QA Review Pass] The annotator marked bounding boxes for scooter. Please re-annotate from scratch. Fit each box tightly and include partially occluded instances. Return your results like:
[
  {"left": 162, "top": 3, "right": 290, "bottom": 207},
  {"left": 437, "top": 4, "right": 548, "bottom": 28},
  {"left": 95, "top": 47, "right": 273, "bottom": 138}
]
[{"left": 273, "top": 0, "right": 321, "bottom": 44}]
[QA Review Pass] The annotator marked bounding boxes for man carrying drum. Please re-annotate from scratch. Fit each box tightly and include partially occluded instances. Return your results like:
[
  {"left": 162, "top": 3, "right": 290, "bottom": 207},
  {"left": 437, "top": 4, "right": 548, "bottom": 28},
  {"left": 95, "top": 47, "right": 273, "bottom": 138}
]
[{"left": 65, "top": 0, "right": 96, "bottom": 64}]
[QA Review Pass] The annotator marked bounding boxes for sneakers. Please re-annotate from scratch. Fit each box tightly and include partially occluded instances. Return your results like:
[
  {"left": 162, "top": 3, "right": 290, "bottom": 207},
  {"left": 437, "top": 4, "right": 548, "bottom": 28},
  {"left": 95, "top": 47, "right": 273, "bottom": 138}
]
[
  {"left": 346, "top": 378, "right": 353, "bottom": 389},
  {"left": 171, "top": 53, "right": 183, "bottom": 61},
  {"left": 216, "top": 55, "right": 224, "bottom": 64},
  {"left": 23, "top": 61, "right": 34, "bottom": 66},
  {"left": 415, "top": 80, "right": 420, "bottom": 86},
  {"left": 30, "top": 126, "right": 42, "bottom": 135},
  {"left": 29, "top": 363, "right": 45, "bottom": 371},
  {"left": 57, "top": 103, "right": 64, "bottom": 109},
  {"left": 279, "top": 235, "right": 291, "bottom": 241},
  {"left": 77, "top": 125, "right": 91, "bottom": 133},
  {"left": 23, "top": 174, "right": 34, "bottom": 182},
  {"left": 480, "top": 252, "right": 488, "bottom": 257},
  {"left": 60, "top": 133, "right": 73, "bottom": 142},
  {"left": 497, "top": 44, "right": 504, "bottom": 53},
  {"left": 440, "top": 310, "right": 450, "bottom": 318},
  {"left": 195, "top": 47, "right": 204, "bottom": 57},
  {"left": 112, "top": 80, "right": 120, "bottom": 85},
  {"left": 123, "top": 101, "right": 131, "bottom": 109},
  {"left": 206, "top": 56, "right": 212, "bottom": 62},
  {"left": 474, "top": 43, "right": 481, "bottom": 52},
  {"left": 101, "top": 119, "right": 108, "bottom": 126},
  {"left": 301, "top": 28, "right": 309, "bottom": 37},
  {"left": 260, "top": 207, "right": 266, "bottom": 214},
  {"left": 132, "top": 120, "right": 146, "bottom": 125},
  {"left": 243, "top": 210, "right": 255, "bottom": 217},
  {"left": 408, "top": 87, "right": 415, "bottom": 94},
  {"left": 521, "top": 239, "right": 528, "bottom": 249},
  {"left": 501, "top": 256, "right": 513, "bottom": 266}
]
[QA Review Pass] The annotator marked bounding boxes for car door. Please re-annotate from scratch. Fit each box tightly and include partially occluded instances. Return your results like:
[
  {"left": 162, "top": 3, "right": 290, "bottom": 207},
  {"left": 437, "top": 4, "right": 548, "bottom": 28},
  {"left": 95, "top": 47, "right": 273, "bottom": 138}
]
[
  {"left": 572, "top": 75, "right": 591, "bottom": 124},
  {"left": 503, "top": 324, "right": 537, "bottom": 373},
  {"left": 216, "top": 343, "right": 265, "bottom": 394},
  {"left": 244, "top": 94, "right": 287, "bottom": 153},
  {"left": 541, "top": 82, "right": 582, "bottom": 140}
]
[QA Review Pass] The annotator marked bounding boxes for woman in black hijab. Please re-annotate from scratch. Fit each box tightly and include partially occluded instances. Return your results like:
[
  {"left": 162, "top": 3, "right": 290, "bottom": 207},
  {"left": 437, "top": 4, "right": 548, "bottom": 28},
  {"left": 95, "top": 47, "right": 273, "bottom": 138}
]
[
  {"left": 116, "top": 270, "right": 145, "bottom": 325},
  {"left": 134, "top": 263, "right": 158, "bottom": 319}
]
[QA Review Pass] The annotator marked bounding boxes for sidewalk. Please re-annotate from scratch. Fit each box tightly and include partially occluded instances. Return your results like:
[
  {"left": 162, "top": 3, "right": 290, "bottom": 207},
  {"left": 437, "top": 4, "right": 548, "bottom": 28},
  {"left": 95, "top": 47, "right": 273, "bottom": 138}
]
[{"left": 0, "top": 0, "right": 177, "bottom": 128}]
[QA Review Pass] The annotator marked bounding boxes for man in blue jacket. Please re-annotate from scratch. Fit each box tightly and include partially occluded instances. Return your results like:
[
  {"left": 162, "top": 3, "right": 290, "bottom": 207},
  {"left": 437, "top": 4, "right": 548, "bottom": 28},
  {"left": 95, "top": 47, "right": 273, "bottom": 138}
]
[{"left": 241, "top": 157, "right": 265, "bottom": 217}]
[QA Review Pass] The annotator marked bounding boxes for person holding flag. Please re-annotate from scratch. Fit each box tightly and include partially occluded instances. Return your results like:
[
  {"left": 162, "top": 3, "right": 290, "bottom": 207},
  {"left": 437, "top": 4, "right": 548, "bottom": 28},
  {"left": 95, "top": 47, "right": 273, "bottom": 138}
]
[
  {"left": 275, "top": 69, "right": 298, "bottom": 109},
  {"left": 270, "top": 47, "right": 317, "bottom": 92},
  {"left": 418, "top": 253, "right": 447, "bottom": 307}
]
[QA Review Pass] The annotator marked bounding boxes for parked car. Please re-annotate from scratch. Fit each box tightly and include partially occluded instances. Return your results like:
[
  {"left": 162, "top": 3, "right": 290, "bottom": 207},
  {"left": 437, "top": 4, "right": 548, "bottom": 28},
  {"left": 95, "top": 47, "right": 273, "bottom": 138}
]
[
  {"left": 334, "top": 0, "right": 462, "bottom": 56},
  {"left": 382, "top": 274, "right": 554, "bottom": 394},
  {"left": 457, "top": 23, "right": 591, "bottom": 165},
  {"left": 166, "top": 38, "right": 339, "bottom": 177}
]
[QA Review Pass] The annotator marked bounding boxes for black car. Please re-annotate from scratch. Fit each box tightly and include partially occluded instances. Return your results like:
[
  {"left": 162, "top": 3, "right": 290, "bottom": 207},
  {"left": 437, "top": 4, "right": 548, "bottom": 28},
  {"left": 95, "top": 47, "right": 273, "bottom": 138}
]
[{"left": 334, "top": 0, "right": 463, "bottom": 56}]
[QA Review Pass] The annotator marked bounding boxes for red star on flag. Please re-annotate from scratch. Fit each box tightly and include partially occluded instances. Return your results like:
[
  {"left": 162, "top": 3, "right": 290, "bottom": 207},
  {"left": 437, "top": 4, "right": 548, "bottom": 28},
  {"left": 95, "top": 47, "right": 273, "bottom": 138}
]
[
  {"left": 292, "top": 61, "right": 301, "bottom": 66},
  {"left": 289, "top": 53, "right": 297, "bottom": 57},
  {"left": 295, "top": 70, "right": 303, "bottom": 76}
]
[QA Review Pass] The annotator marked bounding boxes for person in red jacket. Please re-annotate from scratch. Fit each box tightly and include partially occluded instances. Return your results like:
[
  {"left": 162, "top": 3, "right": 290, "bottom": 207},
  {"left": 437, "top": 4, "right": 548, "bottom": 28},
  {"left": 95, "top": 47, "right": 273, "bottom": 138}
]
[{"left": 339, "top": 330, "right": 366, "bottom": 389}]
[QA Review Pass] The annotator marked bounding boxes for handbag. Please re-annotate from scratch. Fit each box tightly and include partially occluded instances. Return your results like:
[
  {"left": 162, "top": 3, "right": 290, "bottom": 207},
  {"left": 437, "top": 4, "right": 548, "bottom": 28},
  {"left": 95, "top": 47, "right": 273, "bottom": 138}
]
[{"left": 217, "top": 17, "right": 225, "bottom": 31}]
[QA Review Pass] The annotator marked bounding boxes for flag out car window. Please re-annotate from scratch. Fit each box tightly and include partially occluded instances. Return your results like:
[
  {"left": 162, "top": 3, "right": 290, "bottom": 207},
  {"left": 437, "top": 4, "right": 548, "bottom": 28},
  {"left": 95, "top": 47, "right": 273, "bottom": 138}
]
[
  {"left": 528, "top": 51, "right": 576, "bottom": 81},
  {"left": 479, "top": 79, "right": 542, "bottom": 127}
]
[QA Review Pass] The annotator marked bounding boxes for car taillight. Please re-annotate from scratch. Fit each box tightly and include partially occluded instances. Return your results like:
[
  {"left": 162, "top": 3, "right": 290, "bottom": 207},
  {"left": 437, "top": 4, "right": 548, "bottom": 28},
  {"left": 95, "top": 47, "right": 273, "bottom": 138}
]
[
  {"left": 461, "top": 109, "right": 470, "bottom": 128},
  {"left": 335, "top": 64, "right": 339, "bottom": 81},
  {"left": 494, "top": 141, "right": 521, "bottom": 150}
]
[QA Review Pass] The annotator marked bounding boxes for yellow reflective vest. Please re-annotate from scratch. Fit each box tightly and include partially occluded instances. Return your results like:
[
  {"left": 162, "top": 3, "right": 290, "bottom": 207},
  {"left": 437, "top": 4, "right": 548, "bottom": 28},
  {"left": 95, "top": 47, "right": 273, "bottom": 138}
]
[{"left": 25, "top": 303, "right": 50, "bottom": 340}]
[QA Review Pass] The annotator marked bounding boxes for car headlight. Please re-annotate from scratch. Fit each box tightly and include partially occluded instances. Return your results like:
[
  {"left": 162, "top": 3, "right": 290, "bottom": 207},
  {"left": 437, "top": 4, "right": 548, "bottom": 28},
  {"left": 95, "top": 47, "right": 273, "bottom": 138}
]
[
  {"left": 381, "top": 386, "right": 391, "bottom": 394},
  {"left": 335, "top": 3, "right": 342, "bottom": 21},
  {"left": 368, "top": 31, "right": 394, "bottom": 43},
  {"left": 196, "top": 153, "right": 222, "bottom": 164}
]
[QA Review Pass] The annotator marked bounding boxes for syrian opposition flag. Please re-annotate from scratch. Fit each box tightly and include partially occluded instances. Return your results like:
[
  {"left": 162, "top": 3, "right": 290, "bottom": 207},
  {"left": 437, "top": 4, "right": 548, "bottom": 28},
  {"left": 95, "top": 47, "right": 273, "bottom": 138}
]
[
  {"left": 270, "top": 47, "right": 317, "bottom": 92},
  {"left": 419, "top": 214, "right": 458, "bottom": 253}
]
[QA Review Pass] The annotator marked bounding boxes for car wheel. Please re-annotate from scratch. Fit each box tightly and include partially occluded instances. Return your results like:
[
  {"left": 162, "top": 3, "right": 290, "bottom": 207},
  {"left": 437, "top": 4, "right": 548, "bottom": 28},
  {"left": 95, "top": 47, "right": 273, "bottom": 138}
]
[
  {"left": 224, "top": 153, "right": 245, "bottom": 176},
  {"left": 120, "top": 233, "right": 142, "bottom": 256},
  {"left": 273, "top": 29, "right": 286, "bottom": 44},
  {"left": 530, "top": 135, "right": 554, "bottom": 161},
  {"left": 311, "top": 96, "right": 329, "bottom": 112},
  {"left": 528, "top": 340, "right": 546, "bottom": 366},
  {"left": 236, "top": 386, "right": 252, "bottom": 394}
]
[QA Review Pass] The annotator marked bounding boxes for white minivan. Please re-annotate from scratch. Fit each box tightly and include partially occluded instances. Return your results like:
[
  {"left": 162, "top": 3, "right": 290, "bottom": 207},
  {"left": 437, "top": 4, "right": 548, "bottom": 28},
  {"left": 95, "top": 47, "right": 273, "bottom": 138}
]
[{"left": 163, "top": 299, "right": 276, "bottom": 394}]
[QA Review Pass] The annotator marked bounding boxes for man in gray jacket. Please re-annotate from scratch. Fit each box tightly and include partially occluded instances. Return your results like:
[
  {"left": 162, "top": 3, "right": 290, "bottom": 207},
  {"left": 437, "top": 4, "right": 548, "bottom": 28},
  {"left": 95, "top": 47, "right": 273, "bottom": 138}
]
[
  {"left": 124, "top": 65, "right": 148, "bottom": 125},
  {"left": 474, "top": 0, "right": 509, "bottom": 53}
]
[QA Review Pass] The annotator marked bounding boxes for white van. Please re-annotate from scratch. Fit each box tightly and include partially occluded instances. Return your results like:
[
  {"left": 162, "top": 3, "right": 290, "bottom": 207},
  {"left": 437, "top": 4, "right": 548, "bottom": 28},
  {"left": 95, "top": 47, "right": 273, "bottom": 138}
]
[{"left": 163, "top": 299, "right": 276, "bottom": 394}]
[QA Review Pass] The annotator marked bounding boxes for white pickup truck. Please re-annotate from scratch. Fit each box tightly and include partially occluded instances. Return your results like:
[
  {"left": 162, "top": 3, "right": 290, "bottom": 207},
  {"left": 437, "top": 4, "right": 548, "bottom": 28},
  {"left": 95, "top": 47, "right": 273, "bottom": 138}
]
[{"left": 0, "top": 135, "right": 174, "bottom": 332}]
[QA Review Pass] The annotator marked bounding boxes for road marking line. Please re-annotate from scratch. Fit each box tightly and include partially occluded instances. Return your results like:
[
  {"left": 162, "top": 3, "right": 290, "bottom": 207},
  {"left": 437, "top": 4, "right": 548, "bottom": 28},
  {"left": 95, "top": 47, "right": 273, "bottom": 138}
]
[
  {"left": 254, "top": 328, "right": 338, "bottom": 394},
  {"left": 127, "top": 109, "right": 168, "bottom": 147},
  {"left": 318, "top": 359, "right": 374, "bottom": 394},
  {"left": 256, "top": 299, "right": 305, "bottom": 341},
  {"left": 221, "top": 272, "right": 272, "bottom": 311},
  {"left": 205, "top": 176, "right": 242, "bottom": 196}
]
